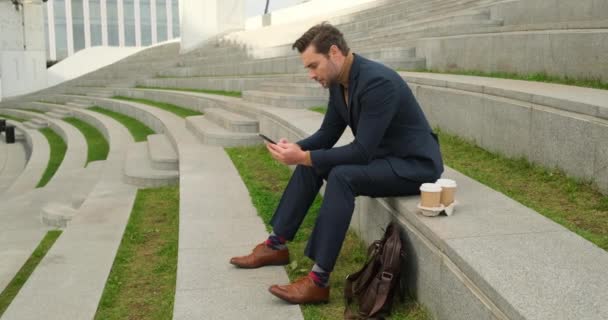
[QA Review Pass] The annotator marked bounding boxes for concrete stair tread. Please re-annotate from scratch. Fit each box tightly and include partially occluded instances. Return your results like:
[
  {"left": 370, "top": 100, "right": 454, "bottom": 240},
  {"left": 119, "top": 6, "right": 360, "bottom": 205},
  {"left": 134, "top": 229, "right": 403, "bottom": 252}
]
[
  {"left": 400, "top": 71, "right": 608, "bottom": 118},
  {"left": 185, "top": 115, "right": 262, "bottom": 147},
  {"left": 203, "top": 108, "right": 259, "bottom": 133},
  {"left": 147, "top": 134, "right": 179, "bottom": 170},
  {"left": 124, "top": 142, "right": 178, "bottom": 187}
]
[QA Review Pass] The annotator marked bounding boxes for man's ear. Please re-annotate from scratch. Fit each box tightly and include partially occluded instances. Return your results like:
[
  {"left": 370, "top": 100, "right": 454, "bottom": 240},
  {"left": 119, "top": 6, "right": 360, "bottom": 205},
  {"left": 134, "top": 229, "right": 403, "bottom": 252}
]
[{"left": 329, "top": 45, "right": 340, "bottom": 58}]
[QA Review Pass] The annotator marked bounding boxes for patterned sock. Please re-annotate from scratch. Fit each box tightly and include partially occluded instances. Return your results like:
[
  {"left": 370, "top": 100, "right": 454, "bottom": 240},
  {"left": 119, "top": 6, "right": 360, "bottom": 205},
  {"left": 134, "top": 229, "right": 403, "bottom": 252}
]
[
  {"left": 264, "top": 232, "right": 287, "bottom": 250},
  {"left": 309, "top": 264, "right": 330, "bottom": 288}
]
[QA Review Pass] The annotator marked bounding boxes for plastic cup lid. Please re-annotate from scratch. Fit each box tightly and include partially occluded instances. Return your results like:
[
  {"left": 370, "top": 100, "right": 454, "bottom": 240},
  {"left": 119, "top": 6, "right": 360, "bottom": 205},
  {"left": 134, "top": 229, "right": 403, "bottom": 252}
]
[
  {"left": 436, "top": 178, "right": 457, "bottom": 188},
  {"left": 420, "top": 183, "right": 442, "bottom": 193}
]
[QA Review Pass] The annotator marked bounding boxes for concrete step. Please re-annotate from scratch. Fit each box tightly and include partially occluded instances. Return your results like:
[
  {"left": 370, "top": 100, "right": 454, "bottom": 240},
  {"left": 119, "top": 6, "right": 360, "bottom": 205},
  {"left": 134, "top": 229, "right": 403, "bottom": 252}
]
[
  {"left": 147, "top": 134, "right": 179, "bottom": 170},
  {"left": 66, "top": 101, "right": 91, "bottom": 108},
  {"left": 46, "top": 111, "right": 69, "bottom": 119},
  {"left": 242, "top": 90, "right": 327, "bottom": 108},
  {"left": 30, "top": 118, "right": 48, "bottom": 127},
  {"left": 123, "top": 141, "right": 178, "bottom": 188},
  {"left": 185, "top": 115, "right": 262, "bottom": 147},
  {"left": 23, "top": 121, "right": 44, "bottom": 130},
  {"left": 41, "top": 202, "right": 78, "bottom": 228},
  {"left": 258, "top": 82, "right": 328, "bottom": 97},
  {"left": 203, "top": 108, "right": 259, "bottom": 133}
]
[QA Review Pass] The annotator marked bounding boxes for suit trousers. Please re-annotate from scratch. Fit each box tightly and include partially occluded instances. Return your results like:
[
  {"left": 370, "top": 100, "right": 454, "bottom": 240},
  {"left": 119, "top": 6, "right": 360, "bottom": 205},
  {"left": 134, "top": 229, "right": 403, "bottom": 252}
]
[{"left": 269, "top": 158, "right": 423, "bottom": 272}]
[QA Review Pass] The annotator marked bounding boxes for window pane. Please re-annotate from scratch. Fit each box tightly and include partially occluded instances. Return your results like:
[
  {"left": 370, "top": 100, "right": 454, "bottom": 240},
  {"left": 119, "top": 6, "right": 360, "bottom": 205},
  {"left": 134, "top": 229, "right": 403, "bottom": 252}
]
[
  {"left": 54, "top": 0, "right": 68, "bottom": 60},
  {"left": 90, "top": 0, "right": 102, "bottom": 46},
  {"left": 107, "top": 0, "right": 119, "bottom": 46},
  {"left": 156, "top": 0, "right": 167, "bottom": 42},
  {"left": 123, "top": 0, "right": 136, "bottom": 46},
  {"left": 140, "top": 0, "right": 151, "bottom": 46},
  {"left": 172, "top": 0, "right": 179, "bottom": 38},
  {"left": 72, "top": 0, "right": 85, "bottom": 51}
]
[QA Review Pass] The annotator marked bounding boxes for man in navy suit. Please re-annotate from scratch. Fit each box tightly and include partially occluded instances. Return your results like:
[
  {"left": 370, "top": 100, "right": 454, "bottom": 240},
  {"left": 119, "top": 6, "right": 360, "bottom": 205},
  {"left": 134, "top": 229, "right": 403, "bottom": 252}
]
[{"left": 230, "top": 23, "right": 444, "bottom": 304}]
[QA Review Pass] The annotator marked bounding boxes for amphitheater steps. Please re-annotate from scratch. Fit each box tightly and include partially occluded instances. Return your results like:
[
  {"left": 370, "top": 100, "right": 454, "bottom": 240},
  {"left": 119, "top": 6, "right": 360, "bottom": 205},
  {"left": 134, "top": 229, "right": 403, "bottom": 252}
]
[
  {"left": 242, "top": 90, "right": 327, "bottom": 108},
  {"left": 147, "top": 133, "right": 179, "bottom": 170},
  {"left": 185, "top": 115, "right": 261, "bottom": 147},
  {"left": 0, "top": 106, "right": 139, "bottom": 320},
  {"left": 123, "top": 141, "right": 178, "bottom": 188}
]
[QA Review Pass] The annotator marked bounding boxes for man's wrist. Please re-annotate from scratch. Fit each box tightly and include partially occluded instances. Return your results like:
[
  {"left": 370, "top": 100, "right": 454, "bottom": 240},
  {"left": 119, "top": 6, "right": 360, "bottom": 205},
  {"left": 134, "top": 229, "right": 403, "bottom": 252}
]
[{"left": 301, "top": 150, "right": 312, "bottom": 166}]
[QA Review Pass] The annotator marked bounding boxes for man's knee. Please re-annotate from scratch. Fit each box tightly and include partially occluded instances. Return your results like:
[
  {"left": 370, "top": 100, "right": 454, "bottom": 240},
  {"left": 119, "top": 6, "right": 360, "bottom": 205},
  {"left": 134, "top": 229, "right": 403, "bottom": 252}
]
[{"left": 327, "top": 165, "right": 356, "bottom": 186}]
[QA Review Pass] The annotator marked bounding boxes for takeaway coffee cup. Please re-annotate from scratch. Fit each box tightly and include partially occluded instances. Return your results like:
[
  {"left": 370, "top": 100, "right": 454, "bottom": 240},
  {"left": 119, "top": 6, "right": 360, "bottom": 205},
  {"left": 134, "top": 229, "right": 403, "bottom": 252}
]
[
  {"left": 436, "top": 178, "right": 457, "bottom": 206},
  {"left": 419, "top": 183, "right": 442, "bottom": 208}
]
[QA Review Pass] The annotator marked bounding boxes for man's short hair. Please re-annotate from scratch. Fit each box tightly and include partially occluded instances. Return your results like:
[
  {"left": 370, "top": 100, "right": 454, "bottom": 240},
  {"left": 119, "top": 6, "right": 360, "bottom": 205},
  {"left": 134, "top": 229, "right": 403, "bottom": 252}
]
[{"left": 292, "top": 22, "right": 350, "bottom": 56}]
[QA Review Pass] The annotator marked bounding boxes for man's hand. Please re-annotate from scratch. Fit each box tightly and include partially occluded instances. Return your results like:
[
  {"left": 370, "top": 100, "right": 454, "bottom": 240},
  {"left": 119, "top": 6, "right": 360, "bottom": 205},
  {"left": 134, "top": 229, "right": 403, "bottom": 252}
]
[{"left": 266, "top": 138, "right": 311, "bottom": 166}]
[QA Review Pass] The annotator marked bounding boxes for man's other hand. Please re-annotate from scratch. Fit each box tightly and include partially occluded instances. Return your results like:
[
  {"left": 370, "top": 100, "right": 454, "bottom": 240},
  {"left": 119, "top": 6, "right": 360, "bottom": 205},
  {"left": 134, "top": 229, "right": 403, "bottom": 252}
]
[{"left": 266, "top": 139, "right": 311, "bottom": 166}]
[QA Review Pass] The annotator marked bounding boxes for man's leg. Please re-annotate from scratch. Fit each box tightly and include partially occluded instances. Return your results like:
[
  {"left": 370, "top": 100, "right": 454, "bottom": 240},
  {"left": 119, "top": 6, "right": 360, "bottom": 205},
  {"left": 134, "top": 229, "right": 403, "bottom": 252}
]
[
  {"left": 230, "top": 164, "right": 325, "bottom": 268},
  {"left": 305, "top": 158, "right": 421, "bottom": 272},
  {"left": 269, "top": 159, "right": 423, "bottom": 304},
  {"left": 270, "top": 164, "right": 325, "bottom": 241}
]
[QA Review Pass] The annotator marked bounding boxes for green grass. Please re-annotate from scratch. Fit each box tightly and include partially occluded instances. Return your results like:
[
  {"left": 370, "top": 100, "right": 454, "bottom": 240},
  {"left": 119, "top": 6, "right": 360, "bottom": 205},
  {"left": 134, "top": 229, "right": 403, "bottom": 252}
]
[
  {"left": 95, "top": 186, "right": 179, "bottom": 320},
  {"left": 63, "top": 117, "right": 109, "bottom": 165},
  {"left": 112, "top": 96, "right": 203, "bottom": 118},
  {"left": 37, "top": 128, "right": 67, "bottom": 188},
  {"left": 437, "top": 129, "right": 608, "bottom": 250},
  {"left": 411, "top": 69, "right": 608, "bottom": 91},
  {"left": 135, "top": 85, "right": 242, "bottom": 97},
  {"left": 0, "top": 114, "right": 26, "bottom": 122},
  {"left": 226, "top": 146, "right": 430, "bottom": 320},
  {"left": 0, "top": 230, "right": 62, "bottom": 317},
  {"left": 309, "top": 106, "right": 327, "bottom": 114},
  {"left": 89, "top": 106, "right": 155, "bottom": 142}
]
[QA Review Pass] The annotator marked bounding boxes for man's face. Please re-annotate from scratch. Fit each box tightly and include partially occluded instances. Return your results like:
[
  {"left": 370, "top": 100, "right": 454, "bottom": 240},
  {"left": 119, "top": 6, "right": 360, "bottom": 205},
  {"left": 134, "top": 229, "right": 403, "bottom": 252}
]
[{"left": 301, "top": 45, "right": 341, "bottom": 88}]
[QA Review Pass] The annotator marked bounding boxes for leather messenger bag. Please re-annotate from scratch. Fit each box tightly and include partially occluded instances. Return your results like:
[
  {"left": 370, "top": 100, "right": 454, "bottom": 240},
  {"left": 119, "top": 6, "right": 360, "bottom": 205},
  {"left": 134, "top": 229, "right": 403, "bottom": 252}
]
[{"left": 344, "top": 222, "right": 406, "bottom": 319}]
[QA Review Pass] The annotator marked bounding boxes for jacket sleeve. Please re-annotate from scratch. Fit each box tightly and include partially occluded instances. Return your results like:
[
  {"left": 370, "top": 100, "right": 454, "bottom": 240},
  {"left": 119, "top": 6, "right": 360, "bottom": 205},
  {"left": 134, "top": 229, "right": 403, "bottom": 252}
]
[
  {"left": 296, "top": 97, "right": 347, "bottom": 151},
  {"left": 310, "top": 77, "right": 397, "bottom": 170}
]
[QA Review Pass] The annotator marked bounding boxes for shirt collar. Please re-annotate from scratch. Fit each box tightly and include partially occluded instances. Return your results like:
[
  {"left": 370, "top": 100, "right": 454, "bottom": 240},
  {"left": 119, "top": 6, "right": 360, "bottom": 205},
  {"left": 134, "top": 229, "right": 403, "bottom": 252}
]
[{"left": 337, "top": 51, "right": 354, "bottom": 88}]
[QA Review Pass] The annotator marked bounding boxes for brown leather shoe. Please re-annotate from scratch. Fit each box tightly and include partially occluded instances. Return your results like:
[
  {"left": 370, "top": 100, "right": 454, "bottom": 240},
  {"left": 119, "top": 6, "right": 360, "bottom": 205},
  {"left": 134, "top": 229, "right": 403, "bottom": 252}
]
[
  {"left": 268, "top": 276, "right": 330, "bottom": 304},
  {"left": 230, "top": 243, "right": 290, "bottom": 268}
]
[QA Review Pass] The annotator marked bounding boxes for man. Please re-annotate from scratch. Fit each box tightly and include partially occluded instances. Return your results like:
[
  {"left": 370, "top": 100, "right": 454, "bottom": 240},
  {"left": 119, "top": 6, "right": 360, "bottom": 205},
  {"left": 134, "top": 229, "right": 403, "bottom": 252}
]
[{"left": 230, "top": 23, "right": 443, "bottom": 304}]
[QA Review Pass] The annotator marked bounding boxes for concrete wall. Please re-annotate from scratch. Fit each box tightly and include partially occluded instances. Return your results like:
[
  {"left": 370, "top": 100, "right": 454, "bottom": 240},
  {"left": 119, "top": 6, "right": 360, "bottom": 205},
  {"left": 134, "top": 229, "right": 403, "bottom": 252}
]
[
  {"left": 0, "top": 0, "right": 47, "bottom": 101},
  {"left": 416, "top": 30, "right": 608, "bottom": 82},
  {"left": 490, "top": 0, "right": 608, "bottom": 25},
  {"left": 180, "top": 0, "right": 245, "bottom": 52}
]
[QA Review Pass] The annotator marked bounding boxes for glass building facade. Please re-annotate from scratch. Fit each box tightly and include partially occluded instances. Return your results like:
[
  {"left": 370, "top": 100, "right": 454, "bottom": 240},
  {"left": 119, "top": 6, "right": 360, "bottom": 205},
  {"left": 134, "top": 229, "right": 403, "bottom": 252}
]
[{"left": 44, "top": 0, "right": 180, "bottom": 61}]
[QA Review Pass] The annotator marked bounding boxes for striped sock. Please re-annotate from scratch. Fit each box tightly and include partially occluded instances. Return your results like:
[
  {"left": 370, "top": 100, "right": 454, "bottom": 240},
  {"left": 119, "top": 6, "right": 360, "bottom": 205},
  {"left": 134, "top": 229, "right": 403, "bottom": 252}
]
[
  {"left": 264, "top": 232, "right": 287, "bottom": 250},
  {"left": 309, "top": 264, "right": 330, "bottom": 288}
]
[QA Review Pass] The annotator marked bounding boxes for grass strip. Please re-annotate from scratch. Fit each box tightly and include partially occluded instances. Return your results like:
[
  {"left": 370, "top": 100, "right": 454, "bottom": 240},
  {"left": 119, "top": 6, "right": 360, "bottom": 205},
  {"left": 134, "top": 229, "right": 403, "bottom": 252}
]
[
  {"left": 412, "top": 69, "right": 608, "bottom": 91},
  {"left": 95, "top": 186, "right": 179, "bottom": 320},
  {"left": 136, "top": 85, "right": 242, "bottom": 97},
  {"left": 89, "top": 106, "right": 154, "bottom": 142},
  {"left": 309, "top": 106, "right": 328, "bottom": 114},
  {"left": 37, "top": 128, "right": 67, "bottom": 188},
  {"left": 0, "top": 114, "right": 26, "bottom": 122},
  {"left": 0, "top": 230, "right": 62, "bottom": 317},
  {"left": 226, "top": 146, "right": 430, "bottom": 320},
  {"left": 437, "top": 129, "right": 608, "bottom": 250},
  {"left": 112, "top": 96, "right": 203, "bottom": 118},
  {"left": 63, "top": 117, "right": 109, "bottom": 165}
]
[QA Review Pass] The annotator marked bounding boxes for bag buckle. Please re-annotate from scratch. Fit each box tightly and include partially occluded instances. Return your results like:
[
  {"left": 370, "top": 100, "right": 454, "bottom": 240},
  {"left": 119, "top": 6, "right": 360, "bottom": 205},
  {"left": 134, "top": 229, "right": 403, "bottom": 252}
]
[{"left": 381, "top": 272, "right": 393, "bottom": 280}]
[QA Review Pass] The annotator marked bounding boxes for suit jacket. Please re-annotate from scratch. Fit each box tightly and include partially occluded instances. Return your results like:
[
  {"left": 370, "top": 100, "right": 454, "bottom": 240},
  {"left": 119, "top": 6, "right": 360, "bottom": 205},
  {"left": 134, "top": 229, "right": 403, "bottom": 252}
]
[{"left": 296, "top": 54, "right": 444, "bottom": 182}]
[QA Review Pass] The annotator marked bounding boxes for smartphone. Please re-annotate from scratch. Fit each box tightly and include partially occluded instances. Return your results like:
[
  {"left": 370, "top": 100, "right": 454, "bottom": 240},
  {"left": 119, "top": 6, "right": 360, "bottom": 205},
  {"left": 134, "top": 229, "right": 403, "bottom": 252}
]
[{"left": 259, "top": 133, "right": 277, "bottom": 145}]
